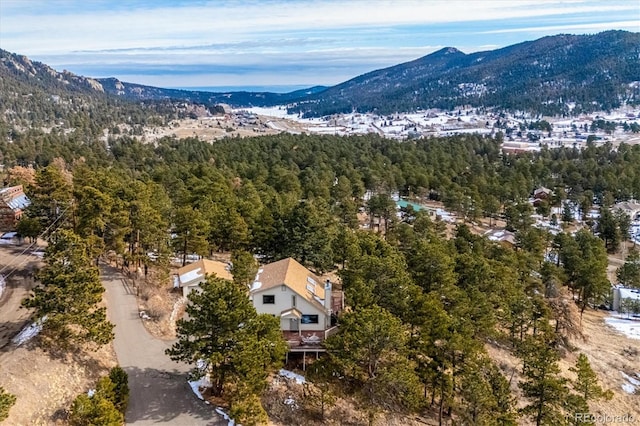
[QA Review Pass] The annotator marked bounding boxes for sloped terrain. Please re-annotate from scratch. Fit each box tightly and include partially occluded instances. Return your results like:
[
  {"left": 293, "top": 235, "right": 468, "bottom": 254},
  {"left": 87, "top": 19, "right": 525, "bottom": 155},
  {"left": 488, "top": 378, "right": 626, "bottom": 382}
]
[{"left": 290, "top": 30, "right": 640, "bottom": 116}]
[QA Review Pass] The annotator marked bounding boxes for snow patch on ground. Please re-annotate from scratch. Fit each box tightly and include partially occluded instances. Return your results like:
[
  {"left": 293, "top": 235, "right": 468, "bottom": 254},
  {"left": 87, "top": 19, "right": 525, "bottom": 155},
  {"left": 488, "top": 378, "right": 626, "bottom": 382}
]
[
  {"left": 620, "top": 372, "right": 640, "bottom": 394},
  {"left": 188, "top": 376, "right": 211, "bottom": 402},
  {"left": 12, "top": 316, "right": 46, "bottom": 346},
  {"left": 605, "top": 314, "right": 640, "bottom": 340},
  {"left": 169, "top": 298, "right": 186, "bottom": 327},
  {"left": 279, "top": 369, "right": 306, "bottom": 384},
  {"left": 284, "top": 396, "right": 299, "bottom": 409},
  {"left": 215, "top": 407, "right": 236, "bottom": 426},
  {"left": 0, "top": 274, "right": 5, "bottom": 299}
]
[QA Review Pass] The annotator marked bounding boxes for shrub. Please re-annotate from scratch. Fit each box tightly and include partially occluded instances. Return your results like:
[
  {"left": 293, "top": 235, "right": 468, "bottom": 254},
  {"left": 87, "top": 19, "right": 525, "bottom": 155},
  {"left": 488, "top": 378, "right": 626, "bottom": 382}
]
[
  {"left": 109, "top": 366, "right": 130, "bottom": 413},
  {"left": 69, "top": 393, "right": 123, "bottom": 426},
  {"left": 0, "top": 387, "right": 17, "bottom": 422}
]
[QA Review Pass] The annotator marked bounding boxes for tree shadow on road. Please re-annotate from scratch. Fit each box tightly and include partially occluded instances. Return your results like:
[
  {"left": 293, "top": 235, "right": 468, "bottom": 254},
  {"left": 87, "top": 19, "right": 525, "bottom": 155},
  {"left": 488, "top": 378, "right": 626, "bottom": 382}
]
[
  {"left": 0, "top": 319, "right": 33, "bottom": 350},
  {"left": 123, "top": 365, "right": 225, "bottom": 425}
]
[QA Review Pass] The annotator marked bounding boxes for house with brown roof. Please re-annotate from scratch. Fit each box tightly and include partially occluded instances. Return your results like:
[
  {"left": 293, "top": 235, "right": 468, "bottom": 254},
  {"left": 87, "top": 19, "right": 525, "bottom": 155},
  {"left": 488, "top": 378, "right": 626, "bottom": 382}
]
[
  {"left": 484, "top": 228, "right": 517, "bottom": 248},
  {"left": 533, "top": 187, "right": 552, "bottom": 200},
  {"left": 250, "top": 257, "right": 343, "bottom": 346},
  {"left": 173, "top": 258, "right": 234, "bottom": 298},
  {"left": 0, "top": 185, "right": 30, "bottom": 231}
]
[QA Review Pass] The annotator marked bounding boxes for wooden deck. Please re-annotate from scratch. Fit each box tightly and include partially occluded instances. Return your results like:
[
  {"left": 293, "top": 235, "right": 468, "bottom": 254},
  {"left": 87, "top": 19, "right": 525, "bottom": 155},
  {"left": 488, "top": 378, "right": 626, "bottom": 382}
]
[{"left": 283, "top": 326, "right": 339, "bottom": 351}]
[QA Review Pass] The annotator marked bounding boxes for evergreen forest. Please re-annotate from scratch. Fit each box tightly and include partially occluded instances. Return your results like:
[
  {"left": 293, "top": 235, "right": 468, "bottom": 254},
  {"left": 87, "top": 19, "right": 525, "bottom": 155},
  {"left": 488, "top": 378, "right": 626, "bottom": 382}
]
[{"left": 5, "top": 122, "right": 639, "bottom": 423}]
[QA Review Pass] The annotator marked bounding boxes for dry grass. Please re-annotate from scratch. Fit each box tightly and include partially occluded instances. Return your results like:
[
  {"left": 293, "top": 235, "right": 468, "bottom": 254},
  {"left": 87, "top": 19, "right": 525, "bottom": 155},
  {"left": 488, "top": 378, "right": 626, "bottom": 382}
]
[
  {"left": 488, "top": 309, "right": 640, "bottom": 424},
  {"left": 264, "top": 373, "right": 436, "bottom": 426},
  {"left": 0, "top": 342, "right": 116, "bottom": 425},
  {"left": 569, "top": 310, "right": 639, "bottom": 418},
  {"left": 134, "top": 266, "right": 183, "bottom": 340}
]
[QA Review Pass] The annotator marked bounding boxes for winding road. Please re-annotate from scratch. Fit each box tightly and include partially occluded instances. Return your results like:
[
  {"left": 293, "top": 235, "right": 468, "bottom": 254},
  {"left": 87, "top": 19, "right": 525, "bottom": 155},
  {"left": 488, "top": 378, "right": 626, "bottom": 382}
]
[{"left": 102, "top": 264, "right": 224, "bottom": 425}]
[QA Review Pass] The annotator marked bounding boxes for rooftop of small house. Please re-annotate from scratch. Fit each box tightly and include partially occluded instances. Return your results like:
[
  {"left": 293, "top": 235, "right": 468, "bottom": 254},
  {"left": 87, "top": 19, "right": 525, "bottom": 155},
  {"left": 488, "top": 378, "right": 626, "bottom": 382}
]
[{"left": 174, "top": 258, "right": 233, "bottom": 287}]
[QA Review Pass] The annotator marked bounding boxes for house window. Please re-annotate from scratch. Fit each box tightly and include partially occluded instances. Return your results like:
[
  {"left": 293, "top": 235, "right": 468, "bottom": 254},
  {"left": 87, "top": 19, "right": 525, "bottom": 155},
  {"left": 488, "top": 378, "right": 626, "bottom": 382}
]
[
  {"left": 292, "top": 295, "right": 296, "bottom": 308},
  {"left": 263, "top": 295, "right": 275, "bottom": 304},
  {"left": 301, "top": 315, "right": 319, "bottom": 324}
]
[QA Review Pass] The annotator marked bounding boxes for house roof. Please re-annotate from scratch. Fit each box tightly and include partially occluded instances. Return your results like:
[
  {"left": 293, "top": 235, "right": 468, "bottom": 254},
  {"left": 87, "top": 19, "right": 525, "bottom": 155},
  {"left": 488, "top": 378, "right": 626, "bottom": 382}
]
[
  {"left": 618, "top": 288, "right": 640, "bottom": 301},
  {"left": 251, "top": 257, "right": 327, "bottom": 311},
  {"left": 176, "top": 259, "right": 233, "bottom": 287},
  {"left": 484, "top": 229, "right": 517, "bottom": 246},
  {"left": 280, "top": 308, "right": 302, "bottom": 318},
  {"left": 613, "top": 201, "right": 640, "bottom": 218},
  {"left": 0, "top": 185, "right": 30, "bottom": 211},
  {"left": 534, "top": 187, "right": 552, "bottom": 197}
]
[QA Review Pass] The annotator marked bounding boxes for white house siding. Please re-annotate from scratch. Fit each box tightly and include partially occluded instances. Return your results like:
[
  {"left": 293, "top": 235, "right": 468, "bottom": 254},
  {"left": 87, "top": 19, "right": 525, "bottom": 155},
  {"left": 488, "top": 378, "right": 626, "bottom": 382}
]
[
  {"left": 252, "top": 286, "right": 328, "bottom": 331},
  {"left": 183, "top": 283, "right": 202, "bottom": 299},
  {"left": 613, "top": 287, "right": 640, "bottom": 312}
]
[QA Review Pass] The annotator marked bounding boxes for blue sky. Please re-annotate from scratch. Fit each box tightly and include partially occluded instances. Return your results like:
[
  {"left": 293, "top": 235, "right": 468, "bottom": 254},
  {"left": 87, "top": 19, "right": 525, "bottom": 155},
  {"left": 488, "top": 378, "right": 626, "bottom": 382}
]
[{"left": 1, "top": 0, "right": 638, "bottom": 91}]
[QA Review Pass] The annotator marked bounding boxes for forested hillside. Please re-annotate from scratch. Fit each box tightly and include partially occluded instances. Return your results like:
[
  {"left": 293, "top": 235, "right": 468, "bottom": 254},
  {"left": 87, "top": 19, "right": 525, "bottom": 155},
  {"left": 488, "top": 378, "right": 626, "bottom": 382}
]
[
  {"left": 290, "top": 30, "right": 640, "bottom": 116},
  {"left": 4, "top": 30, "right": 639, "bottom": 119},
  {"left": 0, "top": 49, "right": 222, "bottom": 134},
  {"left": 5, "top": 128, "right": 638, "bottom": 423}
]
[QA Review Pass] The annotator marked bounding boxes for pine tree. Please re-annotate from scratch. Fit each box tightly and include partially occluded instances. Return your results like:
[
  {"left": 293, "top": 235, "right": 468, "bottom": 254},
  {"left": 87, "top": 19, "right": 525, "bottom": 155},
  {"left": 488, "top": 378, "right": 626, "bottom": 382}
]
[
  {"left": 305, "top": 357, "right": 337, "bottom": 420},
  {"left": 518, "top": 330, "right": 570, "bottom": 426},
  {"left": 324, "top": 306, "right": 421, "bottom": 421},
  {"left": 617, "top": 248, "right": 640, "bottom": 288},
  {"left": 69, "top": 375, "right": 124, "bottom": 425},
  {"left": 228, "top": 391, "right": 268, "bottom": 426},
  {"left": 25, "top": 163, "right": 73, "bottom": 230},
  {"left": 166, "top": 276, "right": 286, "bottom": 407},
  {"left": 597, "top": 207, "right": 621, "bottom": 252},
  {"left": 458, "top": 355, "right": 517, "bottom": 425},
  {"left": 108, "top": 366, "right": 130, "bottom": 414},
  {"left": 69, "top": 393, "right": 123, "bottom": 426},
  {"left": 16, "top": 216, "right": 41, "bottom": 243},
  {"left": 230, "top": 249, "right": 258, "bottom": 288},
  {"left": 569, "top": 353, "right": 613, "bottom": 402},
  {"left": 172, "top": 206, "right": 210, "bottom": 266},
  {"left": 22, "top": 229, "right": 114, "bottom": 348}
]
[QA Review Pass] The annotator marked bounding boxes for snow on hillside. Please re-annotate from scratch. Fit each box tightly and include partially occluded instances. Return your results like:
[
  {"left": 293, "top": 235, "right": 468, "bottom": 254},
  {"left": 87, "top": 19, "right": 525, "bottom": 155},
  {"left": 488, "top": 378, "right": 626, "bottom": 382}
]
[
  {"left": 240, "top": 105, "right": 640, "bottom": 146},
  {"left": 605, "top": 314, "right": 640, "bottom": 340}
]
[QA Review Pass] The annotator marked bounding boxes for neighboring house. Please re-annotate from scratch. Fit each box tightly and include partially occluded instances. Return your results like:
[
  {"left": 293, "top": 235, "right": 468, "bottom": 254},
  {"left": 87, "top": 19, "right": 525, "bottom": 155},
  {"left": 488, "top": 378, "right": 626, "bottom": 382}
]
[
  {"left": 613, "top": 201, "right": 640, "bottom": 221},
  {"left": 612, "top": 287, "right": 640, "bottom": 314},
  {"left": 533, "top": 186, "right": 553, "bottom": 200},
  {"left": 250, "top": 257, "right": 343, "bottom": 346},
  {"left": 532, "top": 187, "right": 552, "bottom": 207},
  {"left": 0, "top": 185, "right": 30, "bottom": 231},
  {"left": 533, "top": 187, "right": 552, "bottom": 200},
  {"left": 484, "top": 229, "right": 517, "bottom": 248},
  {"left": 173, "top": 258, "right": 233, "bottom": 298}
]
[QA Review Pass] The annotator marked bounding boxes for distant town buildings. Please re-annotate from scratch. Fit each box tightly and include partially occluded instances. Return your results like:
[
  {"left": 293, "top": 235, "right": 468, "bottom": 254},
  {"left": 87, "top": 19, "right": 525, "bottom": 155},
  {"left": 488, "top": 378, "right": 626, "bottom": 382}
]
[{"left": 238, "top": 105, "right": 640, "bottom": 152}]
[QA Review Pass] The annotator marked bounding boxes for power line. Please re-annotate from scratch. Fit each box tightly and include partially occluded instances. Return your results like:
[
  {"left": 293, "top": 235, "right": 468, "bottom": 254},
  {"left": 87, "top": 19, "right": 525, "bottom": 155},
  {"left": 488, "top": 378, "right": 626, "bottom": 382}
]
[{"left": 0, "top": 203, "right": 73, "bottom": 278}]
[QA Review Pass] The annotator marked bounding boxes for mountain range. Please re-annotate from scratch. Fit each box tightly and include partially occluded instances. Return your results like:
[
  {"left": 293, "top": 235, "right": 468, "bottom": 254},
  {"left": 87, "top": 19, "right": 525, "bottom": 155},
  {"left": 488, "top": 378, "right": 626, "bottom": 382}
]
[{"left": 1, "top": 30, "right": 639, "bottom": 119}]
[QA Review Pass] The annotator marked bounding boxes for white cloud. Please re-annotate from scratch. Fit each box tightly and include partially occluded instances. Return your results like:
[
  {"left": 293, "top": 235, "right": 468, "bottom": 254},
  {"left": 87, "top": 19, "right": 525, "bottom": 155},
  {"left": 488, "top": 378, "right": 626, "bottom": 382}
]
[
  {"left": 1, "top": 0, "right": 636, "bottom": 86},
  {"left": 2, "top": 1, "right": 637, "bottom": 54},
  {"left": 482, "top": 20, "right": 640, "bottom": 34}
]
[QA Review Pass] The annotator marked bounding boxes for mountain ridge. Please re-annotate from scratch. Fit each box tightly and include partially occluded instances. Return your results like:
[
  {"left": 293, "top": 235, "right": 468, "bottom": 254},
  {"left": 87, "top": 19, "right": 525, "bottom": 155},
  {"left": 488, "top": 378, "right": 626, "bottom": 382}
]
[
  {"left": 1, "top": 30, "right": 639, "bottom": 118},
  {"left": 289, "top": 30, "right": 640, "bottom": 116}
]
